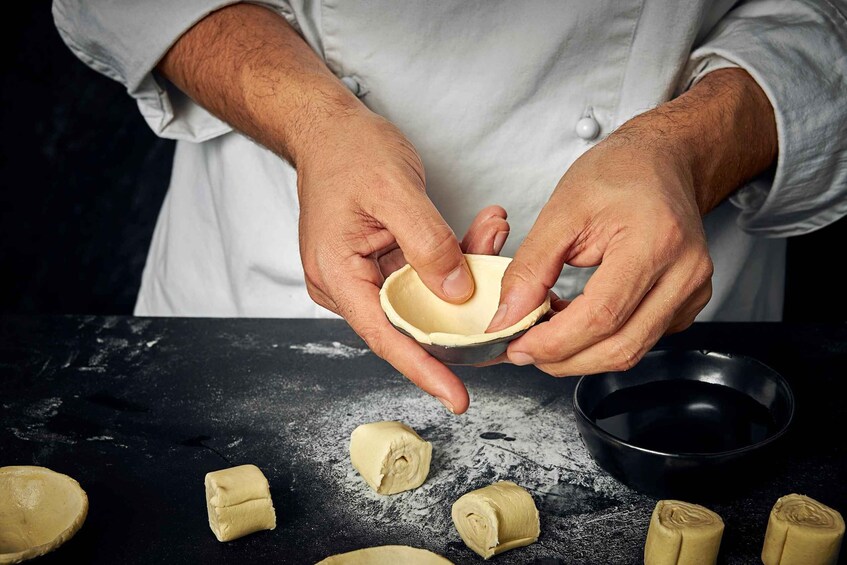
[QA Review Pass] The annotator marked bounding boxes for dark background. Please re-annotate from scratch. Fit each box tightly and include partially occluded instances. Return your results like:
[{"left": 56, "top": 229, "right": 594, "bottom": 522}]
[{"left": 2, "top": 2, "right": 845, "bottom": 319}]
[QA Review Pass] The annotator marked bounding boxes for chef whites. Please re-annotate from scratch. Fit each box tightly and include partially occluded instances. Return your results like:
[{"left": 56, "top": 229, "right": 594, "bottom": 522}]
[{"left": 53, "top": 0, "right": 847, "bottom": 320}]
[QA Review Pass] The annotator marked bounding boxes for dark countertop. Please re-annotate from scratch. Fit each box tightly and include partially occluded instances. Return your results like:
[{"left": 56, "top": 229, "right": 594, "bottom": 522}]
[{"left": 1, "top": 317, "right": 845, "bottom": 564}]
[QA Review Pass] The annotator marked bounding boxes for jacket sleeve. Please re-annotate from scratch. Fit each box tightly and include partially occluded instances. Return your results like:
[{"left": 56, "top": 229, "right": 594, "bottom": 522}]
[
  {"left": 679, "top": 0, "right": 847, "bottom": 237},
  {"left": 52, "top": 0, "right": 297, "bottom": 142}
]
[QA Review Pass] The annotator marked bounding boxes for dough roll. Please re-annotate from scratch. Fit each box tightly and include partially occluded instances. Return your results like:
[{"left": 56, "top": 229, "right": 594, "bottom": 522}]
[
  {"left": 205, "top": 464, "right": 276, "bottom": 542},
  {"left": 451, "top": 481, "right": 540, "bottom": 559},
  {"left": 316, "top": 545, "right": 453, "bottom": 564},
  {"left": 643, "top": 500, "right": 724, "bottom": 565},
  {"left": 761, "top": 493, "right": 844, "bottom": 565},
  {"left": 350, "top": 421, "right": 432, "bottom": 495}
]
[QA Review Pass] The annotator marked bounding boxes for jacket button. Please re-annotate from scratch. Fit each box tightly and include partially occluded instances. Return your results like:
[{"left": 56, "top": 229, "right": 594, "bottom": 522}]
[
  {"left": 575, "top": 116, "right": 600, "bottom": 140},
  {"left": 340, "top": 76, "right": 361, "bottom": 96}
]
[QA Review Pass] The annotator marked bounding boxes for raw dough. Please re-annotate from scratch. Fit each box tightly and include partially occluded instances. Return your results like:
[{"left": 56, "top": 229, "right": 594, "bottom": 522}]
[
  {"left": 761, "top": 493, "right": 844, "bottom": 565},
  {"left": 379, "top": 254, "right": 551, "bottom": 346},
  {"left": 451, "top": 480, "right": 540, "bottom": 559},
  {"left": 643, "top": 500, "right": 724, "bottom": 565},
  {"left": 350, "top": 421, "right": 432, "bottom": 495},
  {"left": 204, "top": 464, "right": 276, "bottom": 542},
  {"left": 0, "top": 466, "right": 88, "bottom": 565},
  {"left": 316, "top": 545, "right": 453, "bottom": 564}
]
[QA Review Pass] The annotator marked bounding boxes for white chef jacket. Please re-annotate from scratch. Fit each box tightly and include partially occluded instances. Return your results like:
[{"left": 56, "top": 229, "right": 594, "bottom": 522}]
[{"left": 53, "top": 0, "right": 847, "bottom": 321}]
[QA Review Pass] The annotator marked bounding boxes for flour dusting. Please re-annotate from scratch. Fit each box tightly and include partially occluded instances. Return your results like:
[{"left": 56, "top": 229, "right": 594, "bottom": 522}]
[
  {"left": 281, "top": 384, "right": 646, "bottom": 560},
  {"left": 25, "top": 397, "right": 62, "bottom": 419},
  {"left": 290, "top": 342, "right": 369, "bottom": 359}
]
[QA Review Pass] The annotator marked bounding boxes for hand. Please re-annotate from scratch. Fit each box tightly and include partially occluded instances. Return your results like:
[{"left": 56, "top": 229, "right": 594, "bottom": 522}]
[
  {"left": 487, "top": 69, "right": 777, "bottom": 377},
  {"left": 487, "top": 135, "right": 713, "bottom": 376},
  {"left": 298, "top": 109, "right": 508, "bottom": 413}
]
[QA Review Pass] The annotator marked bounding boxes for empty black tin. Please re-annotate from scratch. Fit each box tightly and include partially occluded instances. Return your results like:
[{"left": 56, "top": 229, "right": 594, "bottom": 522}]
[{"left": 573, "top": 349, "right": 795, "bottom": 500}]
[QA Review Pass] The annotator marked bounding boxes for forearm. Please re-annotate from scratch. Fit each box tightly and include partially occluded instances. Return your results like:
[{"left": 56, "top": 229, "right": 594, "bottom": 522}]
[
  {"left": 157, "top": 2, "right": 362, "bottom": 167},
  {"left": 616, "top": 68, "right": 778, "bottom": 215}
]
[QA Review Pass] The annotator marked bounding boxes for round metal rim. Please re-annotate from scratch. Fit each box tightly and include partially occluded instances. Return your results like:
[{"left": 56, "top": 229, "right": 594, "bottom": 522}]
[{"left": 572, "top": 350, "right": 796, "bottom": 460}]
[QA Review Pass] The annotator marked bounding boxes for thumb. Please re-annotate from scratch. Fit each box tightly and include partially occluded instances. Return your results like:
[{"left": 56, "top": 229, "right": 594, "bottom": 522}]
[
  {"left": 487, "top": 223, "right": 573, "bottom": 332},
  {"left": 380, "top": 191, "right": 474, "bottom": 304}
]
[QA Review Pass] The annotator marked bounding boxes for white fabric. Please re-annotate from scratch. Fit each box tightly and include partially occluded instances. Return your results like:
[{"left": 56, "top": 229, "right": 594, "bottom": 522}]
[{"left": 53, "top": 0, "right": 847, "bottom": 320}]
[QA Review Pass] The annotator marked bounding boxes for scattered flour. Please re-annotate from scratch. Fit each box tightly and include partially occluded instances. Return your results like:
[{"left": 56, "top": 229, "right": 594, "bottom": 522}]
[
  {"left": 290, "top": 342, "right": 370, "bottom": 360},
  {"left": 25, "top": 397, "right": 62, "bottom": 419},
  {"left": 282, "top": 385, "right": 646, "bottom": 560}
]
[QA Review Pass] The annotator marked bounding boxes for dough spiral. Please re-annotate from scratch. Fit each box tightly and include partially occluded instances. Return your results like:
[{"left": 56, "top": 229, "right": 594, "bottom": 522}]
[
  {"left": 643, "top": 500, "right": 724, "bottom": 565},
  {"left": 762, "top": 493, "right": 844, "bottom": 565},
  {"left": 349, "top": 421, "right": 432, "bottom": 495},
  {"left": 451, "top": 481, "right": 539, "bottom": 559}
]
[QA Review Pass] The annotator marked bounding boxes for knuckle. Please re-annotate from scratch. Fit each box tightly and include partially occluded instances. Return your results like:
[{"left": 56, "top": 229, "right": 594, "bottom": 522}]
[
  {"left": 305, "top": 283, "right": 323, "bottom": 304},
  {"left": 405, "top": 225, "right": 458, "bottom": 269},
  {"left": 694, "top": 285, "right": 713, "bottom": 312},
  {"left": 358, "top": 325, "right": 386, "bottom": 358},
  {"left": 670, "top": 315, "right": 697, "bottom": 334},
  {"left": 538, "top": 334, "right": 564, "bottom": 361},
  {"left": 585, "top": 298, "right": 625, "bottom": 337},
  {"left": 661, "top": 216, "right": 687, "bottom": 250},
  {"left": 697, "top": 256, "right": 715, "bottom": 284},
  {"left": 504, "top": 259, "right": 543, "bottom": 290},
  {"left": 606, "top": 335, "right": 644, "bottom": 372}
]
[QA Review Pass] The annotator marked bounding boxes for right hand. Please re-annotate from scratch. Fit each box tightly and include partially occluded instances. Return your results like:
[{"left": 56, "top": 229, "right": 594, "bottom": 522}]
[{"left": 297, "top": 109, "right": 507, "bottom": 414}]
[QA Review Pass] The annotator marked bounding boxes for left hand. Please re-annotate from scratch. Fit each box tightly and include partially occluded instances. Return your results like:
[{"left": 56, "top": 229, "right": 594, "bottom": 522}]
[
  {"left": 487, "top": 133, "right": 714, "bottom": 376},
  {"left": 487, "top": 69, "right": 776, "bottom": 378}
]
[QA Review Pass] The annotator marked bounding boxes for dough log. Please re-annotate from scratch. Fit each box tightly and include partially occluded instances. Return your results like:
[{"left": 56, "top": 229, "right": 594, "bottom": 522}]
[
  {"left": 204, "top": 464, "right": 276, "bottom": 542},
  {"left": 349, "top": 421, "right": 432, "bottom": 495},
  {"left": 451, "top": 480, "right": 540, "bottom": 559},
  {"left": 643, "top": 500, "right": 724, "bottom": 565},
  {"left": 761, "top": 493, "right": 844, "bottom": 565},
  {"left": 316, "top": 545, "right": 453, "bottom": 564}
]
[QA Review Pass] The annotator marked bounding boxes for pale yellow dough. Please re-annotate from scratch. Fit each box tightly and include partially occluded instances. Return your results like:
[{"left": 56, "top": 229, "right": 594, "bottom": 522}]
[
  {"left": 451, "top": 480, "right": 540, "bottom": 559},
  {"left": 379, "top": 254, "right": 551, "bottom": 346},
  {"left": 643, "top": 500, "right": 724, "bottom": 565},
  {"left": 761, "top": 493, "right": 844, "bottom": 565},
  {"left": 0, "top": 465, "right": 88, "bottom": 565},
  {"left": 205, "top": 464, "right": 276, "bottom": 542},
  {"left": 349, "top": 421, "right": 432, "bottom": 495},
  {"left": 315, "top": 545, "right": 453, "bottom": 564}
]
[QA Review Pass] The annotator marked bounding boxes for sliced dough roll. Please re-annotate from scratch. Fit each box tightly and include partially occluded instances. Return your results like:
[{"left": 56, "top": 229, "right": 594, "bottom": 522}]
[
  {"left": 350, "top": 421, "right": 432, "bottom": 495},
  {"left": 205, "top": 464, "right": 276, "bottom": 542},
  {"left": 644, "top": 500, "right": 724, "bottom": 565},
  {"left": 762, "top": 493, "right": 844, "bottom": 565},
  {"left": 451, "top": 481, "right": 540, "bottom": 559}
]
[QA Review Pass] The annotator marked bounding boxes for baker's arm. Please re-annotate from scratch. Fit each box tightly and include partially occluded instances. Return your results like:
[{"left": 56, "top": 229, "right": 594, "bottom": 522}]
[
  {"left": 52, "top": 0, "right": 282, "bottom": 140},
  {"left": 489, "top": 68, "right": 775, "bottom": 375},
  {"left": 681, "top": 0, "right": 847, "bottom": 236},
  {"left": 490, "top": 0, "right": 847, "bottom": 376},
  {"left": 53, "top": 1, "right": 484, "bottom": 413}
]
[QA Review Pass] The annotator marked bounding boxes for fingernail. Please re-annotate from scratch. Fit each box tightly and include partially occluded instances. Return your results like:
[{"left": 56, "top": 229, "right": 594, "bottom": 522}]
[
  {"left": 443, "top": 265, "right": 473, "bottom": 299},
  {"left": 436, "top": 396, "right": 455, "bottom": 413},
  {"left": 493, "top": 231, "right": 508, "bottom": 255},
  {"left": 510, "top": 352, "right": 535, "bottom": 366},
  {"left": 487, "top": 303, "right": 508, "bottom": 331}
]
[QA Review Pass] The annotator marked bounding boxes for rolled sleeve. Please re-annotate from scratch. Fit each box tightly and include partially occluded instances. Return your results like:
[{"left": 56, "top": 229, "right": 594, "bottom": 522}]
[
  {"left": 52, "top": 0, "right": 297, "bottom": 142},
  {"left": 680, "top": 0, "right": 847, "bottom": 237}
]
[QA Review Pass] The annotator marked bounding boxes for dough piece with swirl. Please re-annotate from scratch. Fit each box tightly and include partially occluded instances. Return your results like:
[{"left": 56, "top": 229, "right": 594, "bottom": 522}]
[
  {"left": 451, "top": 481, "right": 540, "bottom": 559},
  {"left": 349, "top": 421, "right": 432, "bottom": 495},
  {"left": 761, "top": 493, "right": 844, "bottom": 565},
  {"left": 643, "top": 500, "right": 724, "bottom": 565}
]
